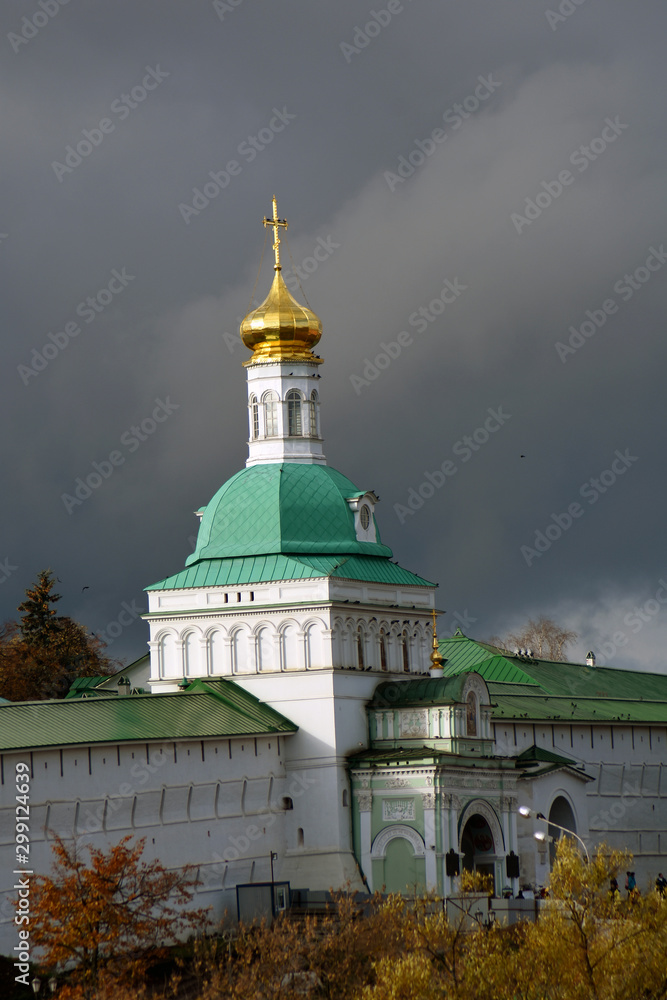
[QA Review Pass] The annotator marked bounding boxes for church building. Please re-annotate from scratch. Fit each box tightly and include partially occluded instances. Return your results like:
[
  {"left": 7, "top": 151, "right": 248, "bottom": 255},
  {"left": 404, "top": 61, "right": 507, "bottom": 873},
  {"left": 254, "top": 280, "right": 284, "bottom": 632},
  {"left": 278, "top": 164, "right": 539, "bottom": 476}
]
[{"left": 1, "top": 200, "right": 666, "bottom": 953}]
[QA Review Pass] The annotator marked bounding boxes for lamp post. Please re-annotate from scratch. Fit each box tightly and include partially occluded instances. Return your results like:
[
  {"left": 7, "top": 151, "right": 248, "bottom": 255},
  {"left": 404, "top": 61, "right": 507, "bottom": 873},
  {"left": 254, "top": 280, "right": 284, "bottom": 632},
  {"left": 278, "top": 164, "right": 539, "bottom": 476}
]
[{"left": 518, "top": 806, "right": 590, "bottom": 862}]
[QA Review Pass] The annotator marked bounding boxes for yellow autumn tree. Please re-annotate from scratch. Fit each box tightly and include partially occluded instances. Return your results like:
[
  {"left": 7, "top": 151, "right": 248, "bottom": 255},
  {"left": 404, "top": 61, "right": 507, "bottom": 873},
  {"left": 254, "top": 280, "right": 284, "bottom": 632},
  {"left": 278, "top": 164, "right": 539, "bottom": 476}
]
[
  {"left": 30, "top": 835, "right": 209, "bottom": 1000},
  {"left": 363, "top": 841, "right": 667, "bottom": 1000}
]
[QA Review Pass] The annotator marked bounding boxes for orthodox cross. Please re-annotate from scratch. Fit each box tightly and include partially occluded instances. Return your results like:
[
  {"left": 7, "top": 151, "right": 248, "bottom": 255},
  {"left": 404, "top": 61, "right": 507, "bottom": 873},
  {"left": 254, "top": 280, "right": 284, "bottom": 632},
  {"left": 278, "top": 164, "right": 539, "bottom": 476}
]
[{"left": 263, "top": 195, "right": 288, "bottom": 270}]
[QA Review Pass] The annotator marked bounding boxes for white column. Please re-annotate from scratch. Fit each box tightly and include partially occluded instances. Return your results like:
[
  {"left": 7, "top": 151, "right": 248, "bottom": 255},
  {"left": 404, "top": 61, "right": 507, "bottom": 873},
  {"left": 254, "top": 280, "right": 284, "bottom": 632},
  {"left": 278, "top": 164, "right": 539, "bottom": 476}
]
[
  {"left": 422, "top": 793, "right": 437, "bottom": 890},
  {"left": 357, "top": 791, "right": 373, "bottom": 889}
]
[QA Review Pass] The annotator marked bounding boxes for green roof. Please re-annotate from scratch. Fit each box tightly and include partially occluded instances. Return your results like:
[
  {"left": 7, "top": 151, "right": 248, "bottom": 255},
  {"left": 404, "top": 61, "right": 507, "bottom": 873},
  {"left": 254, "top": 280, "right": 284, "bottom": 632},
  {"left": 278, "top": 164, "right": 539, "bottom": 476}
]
[
  {"left": 186, "top": 463, "right": 393, "bottom": 563},
  {"left": 147, "top": 553, "right": 434, "bottom": 591},
  {"left": 348, "top": 745, "right": 516, "bottom": 769},
  {"left": 489, "top": 689, "right": 667, "bottom": 723},
  {"left": 65, "top": 676, "right": 110, "bottom": 698},
  {"left": 0, "top": 677, "right": 296, "bottom": 751},
  {"left": 436, "top": 631, "right": 667, "bottom": 723},
  {"left": 370, "top": 674, "right": 469, "bottom": 708}
]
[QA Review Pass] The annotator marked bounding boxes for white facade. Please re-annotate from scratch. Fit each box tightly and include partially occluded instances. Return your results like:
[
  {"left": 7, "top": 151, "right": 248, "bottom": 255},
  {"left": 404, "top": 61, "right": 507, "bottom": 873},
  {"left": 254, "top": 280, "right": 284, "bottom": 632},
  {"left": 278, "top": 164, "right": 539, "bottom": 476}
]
[
  {"left": 245, "top": 360, "right": 325, "bottom": 466},
  {"left": 145, "top": 571, "right": 437, "bottom": 889},
  {"left": 497, "top": 719, "right": 667, "bottom": 887},
  {"left": 0, "top": 732, "right": 293, "bottom": 951}
]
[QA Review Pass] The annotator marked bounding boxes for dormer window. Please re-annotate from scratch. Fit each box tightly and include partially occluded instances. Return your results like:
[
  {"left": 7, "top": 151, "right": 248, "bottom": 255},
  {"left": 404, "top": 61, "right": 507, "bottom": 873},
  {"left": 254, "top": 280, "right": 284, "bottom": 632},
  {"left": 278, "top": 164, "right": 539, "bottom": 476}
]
[{"left": 346, "top": 491, "right": 380, "bottom": 543}]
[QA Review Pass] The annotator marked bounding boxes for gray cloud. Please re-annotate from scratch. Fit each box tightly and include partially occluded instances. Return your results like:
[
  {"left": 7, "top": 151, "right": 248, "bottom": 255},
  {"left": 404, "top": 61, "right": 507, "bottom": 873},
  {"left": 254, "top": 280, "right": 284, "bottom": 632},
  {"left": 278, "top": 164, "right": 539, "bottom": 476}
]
[{"left": 2, "top": 0, "right": 666, "bottom": 671}]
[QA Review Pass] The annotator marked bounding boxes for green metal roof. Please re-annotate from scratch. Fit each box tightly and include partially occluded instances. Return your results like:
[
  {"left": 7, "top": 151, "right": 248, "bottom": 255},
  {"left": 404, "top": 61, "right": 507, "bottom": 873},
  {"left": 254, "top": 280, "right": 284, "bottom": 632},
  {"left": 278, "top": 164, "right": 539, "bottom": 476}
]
[
  {"left": 436, "top": 631, "right": 667, "bottom": 723},
  {"left": 490, "top": 689, "right": 667, "bottom": 723},
  {"left": 515, "top": 745, "right": 582, "bottom": 768},
  {"left": 348, "top": 745, "right": 516, "bottom": 769},
  {"left": 0, "top": 677, "right": 296, "bottom": 751},
  {"left": 147, "top": 553, "right": 434, "bottom": 591},
  {"left": 186, "top": 463, "right": 393, "bottom": 564},
  {"left": 370, "top": 674, "right": 469, "bottom": 708},
  {"left": 65, "top": 676, "right": 110, "bottom": 698}
]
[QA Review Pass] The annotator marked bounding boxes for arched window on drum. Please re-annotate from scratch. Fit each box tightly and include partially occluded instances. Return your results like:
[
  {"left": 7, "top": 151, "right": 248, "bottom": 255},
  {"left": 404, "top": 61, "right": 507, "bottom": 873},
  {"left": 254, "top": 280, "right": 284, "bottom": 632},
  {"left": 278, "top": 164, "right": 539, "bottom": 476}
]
[
  {"left": 263, "top": 391, "right": 279, "bottom": 437},
  {"left": 309, "top": 389, "right": 320, "bottom": 438},
  {"left": 248, "top": 394, "right": 259, "bottom": 440},
  {"left": 286, "top": 390, "right": 303, "bottom": 437}
]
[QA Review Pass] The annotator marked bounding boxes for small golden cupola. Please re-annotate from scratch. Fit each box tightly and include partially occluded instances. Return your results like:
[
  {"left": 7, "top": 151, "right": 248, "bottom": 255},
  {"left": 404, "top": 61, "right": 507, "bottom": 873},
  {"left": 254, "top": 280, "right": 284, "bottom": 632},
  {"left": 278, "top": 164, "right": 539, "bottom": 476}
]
[
  {"left": 240, "top": 196, "right": 323, "bottom": 364},
  {"left": 430, "top": 610, "right": 446, "bottom": 677}
]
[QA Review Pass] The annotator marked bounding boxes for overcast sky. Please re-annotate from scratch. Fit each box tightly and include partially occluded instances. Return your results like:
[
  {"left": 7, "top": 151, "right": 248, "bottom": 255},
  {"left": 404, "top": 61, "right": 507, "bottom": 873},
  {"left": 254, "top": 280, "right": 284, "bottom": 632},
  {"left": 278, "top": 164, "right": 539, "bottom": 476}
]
[{"left": 2, "top": 0, "right": 667, "bottom": 673}]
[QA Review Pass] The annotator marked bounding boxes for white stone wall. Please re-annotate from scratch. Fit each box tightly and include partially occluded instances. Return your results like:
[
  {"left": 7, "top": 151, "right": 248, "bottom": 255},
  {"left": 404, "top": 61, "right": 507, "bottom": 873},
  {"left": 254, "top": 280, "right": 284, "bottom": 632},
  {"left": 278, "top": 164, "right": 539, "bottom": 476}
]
[
  {"left": 0, "top": 734, "right": 292, "bottom": 957},
  {"left": 495, "top": 719, "right": 667, "bottom": 889}
]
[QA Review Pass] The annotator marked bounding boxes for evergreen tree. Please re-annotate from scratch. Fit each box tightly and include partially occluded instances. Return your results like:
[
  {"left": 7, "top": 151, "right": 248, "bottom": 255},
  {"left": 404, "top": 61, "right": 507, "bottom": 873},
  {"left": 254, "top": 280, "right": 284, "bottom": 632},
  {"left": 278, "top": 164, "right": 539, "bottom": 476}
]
[
  {"left": 0, "top": 570, "right": 117, "bottom": 701},
  {"left": 17, "top": 569, "right": 62, "bottom": 648}
]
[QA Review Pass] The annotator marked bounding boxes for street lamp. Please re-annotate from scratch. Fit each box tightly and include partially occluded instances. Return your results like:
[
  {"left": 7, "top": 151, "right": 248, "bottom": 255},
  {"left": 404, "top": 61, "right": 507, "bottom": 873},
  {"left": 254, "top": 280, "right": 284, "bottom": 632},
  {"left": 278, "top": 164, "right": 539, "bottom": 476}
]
[{"left": 518, "top": 806, "right": 590, "bottom": 862}]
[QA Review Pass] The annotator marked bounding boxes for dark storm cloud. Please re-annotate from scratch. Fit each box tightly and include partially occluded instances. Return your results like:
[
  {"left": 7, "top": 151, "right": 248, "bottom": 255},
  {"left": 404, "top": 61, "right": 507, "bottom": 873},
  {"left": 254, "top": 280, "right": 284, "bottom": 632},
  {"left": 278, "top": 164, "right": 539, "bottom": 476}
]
[{"left": 2, "top": 0, "right": 666, "bottom": 672}]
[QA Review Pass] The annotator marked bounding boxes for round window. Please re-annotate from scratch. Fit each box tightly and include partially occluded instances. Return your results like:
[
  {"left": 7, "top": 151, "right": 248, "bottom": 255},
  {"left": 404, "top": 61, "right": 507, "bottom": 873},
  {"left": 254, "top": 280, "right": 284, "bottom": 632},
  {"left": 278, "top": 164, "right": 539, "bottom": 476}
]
[{"left": 359, "top": 505, "right": 371, "bottom": 530}]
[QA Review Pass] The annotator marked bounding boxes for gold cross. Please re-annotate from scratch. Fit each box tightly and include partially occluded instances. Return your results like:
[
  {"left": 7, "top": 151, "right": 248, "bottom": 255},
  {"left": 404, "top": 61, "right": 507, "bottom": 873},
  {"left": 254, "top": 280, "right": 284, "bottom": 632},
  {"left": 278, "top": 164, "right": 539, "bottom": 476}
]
[{"left": 263, "top": 195, "right": 288, "bottom": 270}]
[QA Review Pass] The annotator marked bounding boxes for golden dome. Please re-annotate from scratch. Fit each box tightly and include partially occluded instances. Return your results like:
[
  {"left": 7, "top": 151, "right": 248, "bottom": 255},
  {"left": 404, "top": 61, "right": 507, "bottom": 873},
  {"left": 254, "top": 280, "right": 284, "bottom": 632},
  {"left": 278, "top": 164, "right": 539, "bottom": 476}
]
[
  {"left": 240, "top": 196, "right": 323, "bottom": 365},
  {"left": 240, "top": 267, "right": 323, "bottom": 364}
]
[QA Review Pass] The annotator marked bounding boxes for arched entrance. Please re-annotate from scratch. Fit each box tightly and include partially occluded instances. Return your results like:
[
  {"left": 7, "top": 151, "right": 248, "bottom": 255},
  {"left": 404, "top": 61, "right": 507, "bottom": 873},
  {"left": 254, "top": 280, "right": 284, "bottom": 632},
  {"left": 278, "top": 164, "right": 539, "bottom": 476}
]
[
  {"left": 458, "top": 801, "right": 505, "bottom": 896},
  {"left": 548, "top": 796, "right": 577, "bottom": 868},
  {"left": 461, "top": 813, "right": 496, "bottom": 890},
  {"left": 371, "top": 825, "right": 426, "bottom": 895}
]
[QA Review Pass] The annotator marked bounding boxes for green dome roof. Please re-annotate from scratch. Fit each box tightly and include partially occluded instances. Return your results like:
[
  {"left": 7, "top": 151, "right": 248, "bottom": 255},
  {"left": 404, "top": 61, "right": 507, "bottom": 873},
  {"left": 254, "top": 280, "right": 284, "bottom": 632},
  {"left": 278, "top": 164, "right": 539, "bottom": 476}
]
[{"left": 186, "top": 463, "right": 393, "bottom": 564}]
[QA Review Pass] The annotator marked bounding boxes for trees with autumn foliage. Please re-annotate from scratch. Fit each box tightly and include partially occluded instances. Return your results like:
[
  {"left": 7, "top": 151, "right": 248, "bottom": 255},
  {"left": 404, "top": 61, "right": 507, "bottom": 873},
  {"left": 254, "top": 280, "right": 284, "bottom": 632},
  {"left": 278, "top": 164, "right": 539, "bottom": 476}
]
[
  {"left": 29, "top": 838, "right": 667, "bottom": 999},
  {"left": 30, "top": 835, "right": 209, "bottom": 1000},
  {"left": 0, "top": 569, "right": 116, "bottom": 700},
  {"left": 361, "top": 841, "right": 667, "bottom": 1000}
]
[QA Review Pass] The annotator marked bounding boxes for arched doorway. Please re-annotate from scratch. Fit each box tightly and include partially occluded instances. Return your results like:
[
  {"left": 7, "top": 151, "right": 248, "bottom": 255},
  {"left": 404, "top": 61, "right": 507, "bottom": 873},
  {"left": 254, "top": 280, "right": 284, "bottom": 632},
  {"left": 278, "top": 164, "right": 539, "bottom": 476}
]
[
  {"left": 460, "top": 813, "right": 496, "bottom": 893},
  {"left": 371, "top": 826, "right": 426, "bottom": 895},
  {"left": 548, "top": 796, "right": 577, "bottom": 868}
]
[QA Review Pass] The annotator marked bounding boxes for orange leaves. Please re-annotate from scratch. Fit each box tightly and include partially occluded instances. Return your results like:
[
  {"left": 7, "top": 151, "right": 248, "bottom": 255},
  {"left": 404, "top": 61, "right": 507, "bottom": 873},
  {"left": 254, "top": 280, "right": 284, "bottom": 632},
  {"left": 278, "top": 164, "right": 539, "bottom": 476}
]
[{"left": 31, "top": 834, "right": 209, "bottom": 999}]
